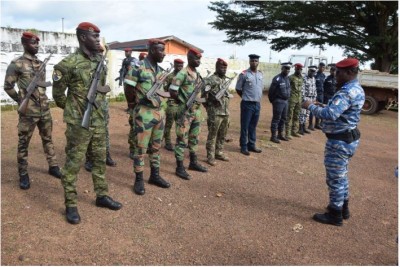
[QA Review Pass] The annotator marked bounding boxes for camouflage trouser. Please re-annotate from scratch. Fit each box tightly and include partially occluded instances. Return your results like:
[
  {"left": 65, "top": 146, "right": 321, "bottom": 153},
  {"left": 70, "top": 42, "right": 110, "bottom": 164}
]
[
  {"left": 324, "top": 139, "right": 359, "bottom": 210},
  {"left": 164, "top": 103, "right": 179, "bottom": 146},
  {"left": 174, "top": 107, "right": 202, "bottom": 161},
  {"left": 285, "top": 97, "right": 302, "bottom": 135},
  {"left": 206, "top": 113, "right": 229, "bottom": 160},
  {"left": 17, "top": 112, "right": 58, "bottom": 176},
  {"left": 62, "top": 123, "right": 108, "bottom": 207},
  {"left": 133, "top": 105, "right": 165, "bottom": 173},
  {"left": 299, "top": 96, "right": 315, "bottom": 124},
  {"left": 87, "top": 100, "right": 111, "bottom": 159},
  {"left": 128, "top": 107, "right": 136, "bottom": 154}
]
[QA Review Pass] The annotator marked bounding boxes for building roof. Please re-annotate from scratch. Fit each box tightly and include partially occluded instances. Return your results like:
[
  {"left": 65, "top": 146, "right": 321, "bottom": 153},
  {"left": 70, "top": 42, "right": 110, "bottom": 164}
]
[{"left": 108, "top": 35, "right": 203, "bottom": 53}]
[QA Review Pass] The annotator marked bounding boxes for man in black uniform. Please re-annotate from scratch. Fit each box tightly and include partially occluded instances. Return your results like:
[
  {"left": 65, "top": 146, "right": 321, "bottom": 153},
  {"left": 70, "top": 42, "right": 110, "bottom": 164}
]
[
  {"left": 268, "top": 62, "right": 292, "bottom": 143},
  {"left": 323, "top": 64, "right": 337, "bottom": 104},
  {"left": 310, "top": 62, "right": 326, "bottom": 130}
]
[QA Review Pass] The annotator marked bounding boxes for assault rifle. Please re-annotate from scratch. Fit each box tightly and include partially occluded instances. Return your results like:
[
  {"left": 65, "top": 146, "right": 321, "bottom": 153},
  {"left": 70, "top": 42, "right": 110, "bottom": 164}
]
[
  {"left": 18, "top": 53, "right": 53, "bottom": 115},
  {"left": 214, "top": 72, "right": 238, "bottom": 105},
  {"left": 145, "top": 63, "right": 174, "bottom": 99},
  {"left": 81, "top": 50, "right": 111, "bottom": 129},
  {"left": 177, "top": 70, "right": 211, "bottom": 127}
]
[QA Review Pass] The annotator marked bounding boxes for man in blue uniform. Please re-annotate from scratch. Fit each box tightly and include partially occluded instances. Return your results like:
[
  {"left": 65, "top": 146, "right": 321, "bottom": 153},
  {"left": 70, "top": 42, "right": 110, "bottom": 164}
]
[
  {"left": 302, "top": 58, "right": 365, "bottom": 226},
  {"left": 235, "top": 54, "right": 263, "bottom": 155},
  {"left": 311, "top": 62, "right": 326, "bottom": 130},
  {"left": 268, "top": 62, "right": 292, "bottom": 143}
]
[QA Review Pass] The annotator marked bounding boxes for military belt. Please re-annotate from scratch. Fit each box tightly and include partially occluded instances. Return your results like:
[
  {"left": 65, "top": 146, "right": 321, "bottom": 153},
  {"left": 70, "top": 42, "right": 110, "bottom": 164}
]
[{"left": 325, "top": 128, "right": 360, "bottom": 144}]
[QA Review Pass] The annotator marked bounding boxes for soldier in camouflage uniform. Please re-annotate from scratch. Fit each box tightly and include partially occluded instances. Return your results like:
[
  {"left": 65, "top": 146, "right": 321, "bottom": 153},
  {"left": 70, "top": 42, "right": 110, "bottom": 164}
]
[
  {"left": 286, "top": 63, "right": 304, "bottom": 139},
  {"left": 52, "top": 22, "right": 122, "bottom": 225},
  {"left": 169, "top": 48, "right": 208, "bottom": 180},
  {"left": 163, "top": 58, "right": 184, "bottom": 151},
  {"left": 298, "top": 66, "right": 317, "bottom": 135},
  {"left": 203, "top": 58, "right": 231, "bottom": 166},
  {"left": 124, "top": 39, "right": 171, "bottom": 196},
  {"left": 303, "top": 58, "right": 364, "bottom": 226},
  {"left": 3, "top": 31, "right": 62, "bottom": 190}
]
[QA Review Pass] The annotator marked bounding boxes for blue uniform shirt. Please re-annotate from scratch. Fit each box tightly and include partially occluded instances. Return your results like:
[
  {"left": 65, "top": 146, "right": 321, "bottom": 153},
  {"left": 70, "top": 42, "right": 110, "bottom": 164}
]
[
  {"left": 308, "top": 79, "right": 365, "bottom": 134},
  {"left": 235, "top": 68, "right": 263, "bottom": 102},
  {"left": 315, "top": 71, "right": 326, "bottom": 95},
  {"left": 268, "top": 73, "right": 290, "bottom": 103}
]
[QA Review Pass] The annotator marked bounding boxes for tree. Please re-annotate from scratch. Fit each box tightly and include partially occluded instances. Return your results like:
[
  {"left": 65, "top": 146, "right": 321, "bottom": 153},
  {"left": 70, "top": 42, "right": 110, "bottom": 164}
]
[{"left": 208, "top": 1, "right": 398, "bottom": 73}]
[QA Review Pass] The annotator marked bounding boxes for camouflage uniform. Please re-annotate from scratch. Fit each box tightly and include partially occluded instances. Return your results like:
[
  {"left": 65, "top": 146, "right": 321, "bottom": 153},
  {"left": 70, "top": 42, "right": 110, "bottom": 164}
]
[
  {"left": 163, "top": 71, "right": 180, "bottom": 147},
  {"left": 308, "top": 78, "right": 364, "bottom": 210},
  {"left": 299, "top": 75, "right": 316, "bottom": 124},
  {"left": 124, "top": 58, "right": 165, "bottom": 173},
  {"left": 286, "top": 73, "right": 303, "bottom": 136},
  {"left": 203, "top": 73, "right": 230, "bottom": 161},
  {"left": 52, "top": 48, "right": 109, "bottom": 207},
  {"left": 3, "top": 52, "right": 59, "bottom": 176},
  {"left": 169, "top": 66, "right": 203, "bottom": 161}
]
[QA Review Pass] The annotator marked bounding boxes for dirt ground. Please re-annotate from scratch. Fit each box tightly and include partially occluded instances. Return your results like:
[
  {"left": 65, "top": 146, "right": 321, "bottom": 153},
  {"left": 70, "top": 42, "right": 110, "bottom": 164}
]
[{"left": 1, "top": 94, "right": 398, "bottom": 265}]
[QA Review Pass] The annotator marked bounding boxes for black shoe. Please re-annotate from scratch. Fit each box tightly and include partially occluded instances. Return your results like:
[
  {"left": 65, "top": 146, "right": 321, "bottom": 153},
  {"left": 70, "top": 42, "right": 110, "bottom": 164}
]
[
  {"left": 129, "top": 151, "right": 134, "bottom": 160},
  {"left": 248, "top": 147, "right": 262, "bottom": 153},
  {"left": 240, "top": 149, "right": 250, "bottom": 156},
  {"left": 313, "top": 206, "right": 343, "bottom": 226},
  {"left": 342, "top": 200, "right": 350, "bottom": 220},
  {"left": 149, "top": 167, "right": 171, "bottom": 188},
  {"left": 106, "top": 152, "right": 117, "bottom": 167},
  {"left": 270, "top": 136, "right": 280, "bottom": 143},
  {"left": 176, "top": 160, "right": 191, "bottom": 180},
  {"left": 304, "top": 127, "right": 311, "bottom": 134},
  {"left": 308, "top": 123, "right": 315, "bottom": 131},
  {"left": 84, "top": 160, "right": 93, "bottom": 172},
  {"left": 164, "top": 143, "right": 174, "bottom": 151},
  {"left": 134, "top": 172, "right": 145, "bottom": 195},
  {"left": 19, "top": 173, "right": 30, "bottom": 190},
  {"left": 278, "top": 134, "right": 289, "bottom": 141},
  {"left": 66, "top": 207, "right": 81, "bottom": 224},
  {"left": 48, "top": 166, "right": 62, "bottom": 179},
  {"left": 95, "top": 196, "right": 122, "bottom": 210}
]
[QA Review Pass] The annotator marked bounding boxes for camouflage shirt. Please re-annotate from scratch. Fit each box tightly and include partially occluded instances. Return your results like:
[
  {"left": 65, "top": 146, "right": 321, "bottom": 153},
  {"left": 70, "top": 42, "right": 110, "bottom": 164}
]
[
  {"left": 169, "top": 66, "right": 201, "bottom": 109},
  {"left": 4, "top": 52, "right": 50, "bottom": 117},
  {"left": 289, "top": 73, "right": 303, "bottom": 101},
  {"left": 124, "top": 58, "right": 164, "bottom": 108},
  {"left": 52, "top": 48, "right": 107, "bottom": 127},
  {"left": 204, "top": 73, "right": 230, "bottom": 116}
]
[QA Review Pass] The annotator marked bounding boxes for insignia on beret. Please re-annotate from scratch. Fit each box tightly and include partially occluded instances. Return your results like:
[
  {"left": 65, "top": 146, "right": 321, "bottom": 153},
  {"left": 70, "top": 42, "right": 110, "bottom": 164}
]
[
  {"left": 294, "top": 63, "right": 304, "bottom": 68},
  {"left": 52, "top": 70, "right": 63, "bottom": 82},
  {"left": 76, "top": 22, "right": 100, "bottom": 33},
  {"left": 336, "top": 58, "right": 359, "bottom": 69}
]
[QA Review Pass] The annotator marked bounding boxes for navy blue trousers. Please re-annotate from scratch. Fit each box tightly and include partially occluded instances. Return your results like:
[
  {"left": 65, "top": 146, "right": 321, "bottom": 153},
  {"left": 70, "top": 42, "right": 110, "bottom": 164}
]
[
  {"left": 271, "top": 99, "right": 288, "bottom": 133},
  {"left": 240, "top": 101, "right": 260, "bottom": 150}
]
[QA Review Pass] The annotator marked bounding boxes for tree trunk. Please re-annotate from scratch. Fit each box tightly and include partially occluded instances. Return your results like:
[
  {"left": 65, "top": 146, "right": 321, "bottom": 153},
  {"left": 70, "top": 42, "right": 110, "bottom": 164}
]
[{"left": 373, "top": 56, "right": 393, "bottom": 73}]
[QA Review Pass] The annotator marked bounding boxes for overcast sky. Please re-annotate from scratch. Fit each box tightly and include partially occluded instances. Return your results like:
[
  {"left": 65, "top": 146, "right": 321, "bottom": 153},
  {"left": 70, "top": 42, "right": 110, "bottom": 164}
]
[{"left": 1, "top": 0, "right": 348, "bottom": 64}]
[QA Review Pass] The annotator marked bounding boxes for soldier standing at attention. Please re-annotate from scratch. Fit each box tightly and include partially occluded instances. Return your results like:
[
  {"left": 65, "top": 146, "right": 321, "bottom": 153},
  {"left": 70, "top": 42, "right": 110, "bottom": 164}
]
[
  {"left": 235, "top": 54, "right": 263, "bottom": 155},
  {"left": 169, "top": 48, "right": 208, "bottom": 180},
  {"left": 323, "top": 64, "right": 337, "bottom": 105},
  {"left": 203, "top": 58, "right": 231, "bottom": 166},
  {"left": 124, "top": 39, "right": 171, "bottom": 195},
  {"left": 298, "top": 66, "right": 317, "bottom": 135},
  {"left": 285, "top": 63, "right": 304, "bottom": 139},
  {"left": 52, "top": 22, "right": 122, "bottom": 224},
  {"left": 311, "top": 62, "right": 326, "bottom": 130},
  {"left": 302, "top": 58, "right": 364, "bottom": 226},
  {"left": 268, "top": 62, "right": 292, "bottom": 143},
  {"left": 3, "top": 31, "right": 62, "bottom": 190},
  {"left": 163, "top": 58, "right": 185, "bottom": 151}
]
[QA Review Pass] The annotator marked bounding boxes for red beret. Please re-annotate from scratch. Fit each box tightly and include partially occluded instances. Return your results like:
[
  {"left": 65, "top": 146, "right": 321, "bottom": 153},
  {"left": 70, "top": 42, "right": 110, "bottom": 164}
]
[
  {"left": 22, "top": 32, "right": 40, "bottom": 41},
  {"left": 124, "top": 48, "right": 132, "bottom": 52},
  {"left": 148, "top": 39, "right": 165, "bottom": 46},
  {"left": 188, "top": 48, "right": 202, "bottom": 58},
  {"left": 174, "top": 58, "right": 184, "bottom": 64},
  {"left": 336, "top": 58, "right": 359, "bottom": 69},
  {"left": 76, "top": 22, "right": 100, "bottom": 33},
  {"left": 216, "top": 58, "right": 228, "bottom": 66},
  {"left": 294, "top": 63, "right": 303, "bottom": 68}
]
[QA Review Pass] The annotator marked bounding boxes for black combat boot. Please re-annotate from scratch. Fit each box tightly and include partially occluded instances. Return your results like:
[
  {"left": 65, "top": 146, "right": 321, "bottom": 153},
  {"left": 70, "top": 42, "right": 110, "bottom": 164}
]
[
  {"left": 19, "top": 173, "right": 30, "bottom": 190},
  {"left": 66, "top": 207, "right": 81, "bottom": 224},
  {"left": 342, "top": 200, "right": 350, "bottom": 220},
  {"left": 315, "top": 118, "right": 322, "bottom": 130},
  {"left": 188, "top": 153, "right": 208, "bottom": 172},
  {"left": 278, "top": 131, "right": 289, "bottom": 141},
  {"left": 133, "top": 172, "right": 145, "bottom": 195},
  {"left": 48, "top": 166, "right": 62, "bottom": 179},
  {"left": 176, "top": 160, "right": 191, "bottom": 180},
  {"left": 96, "top": 195, "right": 122, "bottom": 210},
  {"left": 298, "top": 124, "right": 305, "bottom": 135},
  {"left": 313, "top": 206, "right": 343, "bottom": 226},
  {"left": 164, "top": 143, "right": 174, "bottom": 151},
  {"left": 149, "top": 167, "right": 171, "bottom": 188},
  {"left": 84, "top": 157, "right": 93, "bottom": 172},
  {"left": 129, "top": 151, "right": 134, "bottom": 160},
  {"left": 270, "top": 130, "right": 280, "bottom": 143},
  {"left": 106, "top": 151, "right": 117, "bottom": 167}
]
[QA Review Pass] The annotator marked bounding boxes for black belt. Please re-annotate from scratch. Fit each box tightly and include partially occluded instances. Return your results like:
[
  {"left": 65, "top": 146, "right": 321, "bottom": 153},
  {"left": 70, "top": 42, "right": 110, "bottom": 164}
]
[{"left": 325, "top": 128, "right": 361, "bottom": 144}]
